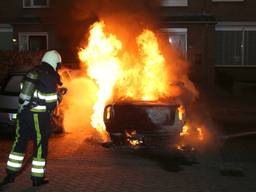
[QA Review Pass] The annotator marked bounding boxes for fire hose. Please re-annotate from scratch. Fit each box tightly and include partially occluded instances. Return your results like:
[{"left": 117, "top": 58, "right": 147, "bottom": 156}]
[
  {"left": 221, "top": 131, "right": 256, "bottom": 140},
  {"left": 58, "top": 87, "right": 68, "bottom": 98}
]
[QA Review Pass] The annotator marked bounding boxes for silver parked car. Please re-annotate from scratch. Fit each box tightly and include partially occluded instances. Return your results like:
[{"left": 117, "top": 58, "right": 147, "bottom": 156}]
[
  {"left": 0, "top": 73, "right": 63, "bottom": 134},
  {"left": 0, "top": 73, "right": 23, "bottom": 132}
]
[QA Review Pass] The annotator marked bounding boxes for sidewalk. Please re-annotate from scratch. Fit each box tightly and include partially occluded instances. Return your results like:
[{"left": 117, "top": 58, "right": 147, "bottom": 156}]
[
  {"left": 1, "top": 131, "right": 256, "bottom": 192},
  {"left": 196, "top": 93, "right": 256, "bottom": 136}
]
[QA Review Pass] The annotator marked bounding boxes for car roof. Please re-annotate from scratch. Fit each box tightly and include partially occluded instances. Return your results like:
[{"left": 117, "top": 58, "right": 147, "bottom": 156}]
[
  {"left": 8, "top": 72, "right": 26, "bottom": 76},
  {"left": 110, "top": 100, "right": 178, "bottom": 107}
]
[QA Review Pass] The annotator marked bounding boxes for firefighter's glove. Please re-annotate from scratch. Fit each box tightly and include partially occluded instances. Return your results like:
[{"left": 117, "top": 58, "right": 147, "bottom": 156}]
[
  {"left": 57, "top": 93, "right": 63, "bottom": 105},
  {"left": 58, "top": 87, "right": 68, "bottom": 96},
  {"left": 57, "top": 87, "right": 68, "bottom": 105},
  {"left": 18, "top": 100, "right": 30, "bottom": 113}
]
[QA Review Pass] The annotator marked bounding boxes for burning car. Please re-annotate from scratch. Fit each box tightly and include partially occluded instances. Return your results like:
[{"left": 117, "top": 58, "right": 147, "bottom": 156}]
[
  {"left": 103, "top": 100, "right": 185, "bottom": 146},
  {"left": 76, "top": 21, "right": 202, "bottom": 148}
]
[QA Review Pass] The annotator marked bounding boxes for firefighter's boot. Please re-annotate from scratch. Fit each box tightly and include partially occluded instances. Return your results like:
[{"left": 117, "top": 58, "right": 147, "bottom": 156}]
[
  {"left": 32, "top": 177, "right": 49, "bottom": 187},
  {"left": 0, "top": 173, "right": 15, "bottom": 187}
]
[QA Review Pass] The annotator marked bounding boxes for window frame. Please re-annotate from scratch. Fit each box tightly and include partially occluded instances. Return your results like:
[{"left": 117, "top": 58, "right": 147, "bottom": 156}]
[
  {"left": 212, "top": 0, "right": 244, "bottom": 2},
  {"left": 161, "top": 28, "right": 188, "bottom": 56},
  {"left": 18, "top": 32, "right": 48, "bottom": 51},
  {"left": 0, "top": 24, "right": 14, "bottom": 51},
  {"left": 161, "top": 0, "right": 188, "bottom": 7},
  {"left": 215, "top": 23, "right": 256, "bottom": 67},
  {"left": 23, "top": 0, "right": 49, "bottom": 8},
  {"left": 0, "top": 24, "right": 13, "bottom": 33}
]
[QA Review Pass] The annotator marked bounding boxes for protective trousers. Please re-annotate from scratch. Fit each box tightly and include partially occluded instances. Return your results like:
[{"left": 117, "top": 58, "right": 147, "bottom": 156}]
[{"left": 6, "top": 110, "right": 51, "bottom": 178}]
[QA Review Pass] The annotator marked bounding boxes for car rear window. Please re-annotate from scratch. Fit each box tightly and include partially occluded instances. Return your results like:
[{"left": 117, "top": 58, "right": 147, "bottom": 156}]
[
  {"left": 4, "top": 75, "right": 24, "bottom": 93},
  {"left": 113, "top": 104, "right": 176, "bottom": 127},
  {"left": 144, "top": 106, "right": 174, "bottom": 125}
]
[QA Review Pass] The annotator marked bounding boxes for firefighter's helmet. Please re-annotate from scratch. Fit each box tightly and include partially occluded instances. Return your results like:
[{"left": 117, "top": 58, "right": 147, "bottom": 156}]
[{"left": 41, "top": 50, "right": 62, "bottom": 71}]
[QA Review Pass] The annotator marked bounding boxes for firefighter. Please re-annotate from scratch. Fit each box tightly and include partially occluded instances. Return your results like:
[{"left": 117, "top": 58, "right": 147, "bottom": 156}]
[{"left": 0, "top": 50, "right": 63, "bottom": 187}]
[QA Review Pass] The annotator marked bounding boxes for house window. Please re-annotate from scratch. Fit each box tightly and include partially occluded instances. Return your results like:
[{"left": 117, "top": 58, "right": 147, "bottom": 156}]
[
  {"left": 212, "top": 0, "right": 244, "bottom": 2},
  {"left": 0, "top": 24, "right": 13, "bottom": 50},
  {"left": 23, "top": 0, "right": 49, "bottom": 8},
  {"left": 19, "top": 32, "right": 48, "bottom": 51},
  {"left": 215, "top": 25, "right": 256, "bottom": 66},
  {"left": 161, "top": 28, "right": 187, "bottom": 56},
  {"left": 161, "top": 0, "right": 188, "bottom": 7}
]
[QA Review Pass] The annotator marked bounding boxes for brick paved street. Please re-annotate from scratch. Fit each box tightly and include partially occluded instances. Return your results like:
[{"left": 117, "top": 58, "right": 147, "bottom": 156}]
[{"left": 1, "top": 130, "right": 256, "bottom": 192}]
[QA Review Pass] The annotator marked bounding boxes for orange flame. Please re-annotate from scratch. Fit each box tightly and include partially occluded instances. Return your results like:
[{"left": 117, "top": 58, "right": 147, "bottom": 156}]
[
  {"left": 180, "top": 123, "right": 205, "bottom": 141},
  {"left": 197, "top": 127, "right": 204, "bottom": 141},
  {"left": 78, "top": 21, "right": 174, "bottom": 140},
  {"left": 136, "top": 30, "right": 170, "bottom": 100},
  {"left": 180, "top": 125, "right": 190, "bottom": 137},
  {"left": 178, "top": 105, "right": 186, "bottom": 121},
  {"left": 79, "top": 22, "right": 122, "bottom": 140},
  {"left": 113, "top": 30, "right": 171, "bottom": 101}
]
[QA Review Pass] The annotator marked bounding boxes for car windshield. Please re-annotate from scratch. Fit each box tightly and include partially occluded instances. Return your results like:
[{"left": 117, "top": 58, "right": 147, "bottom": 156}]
[{"left": 4, "top": 75, "right": 23, "bottom": 93}]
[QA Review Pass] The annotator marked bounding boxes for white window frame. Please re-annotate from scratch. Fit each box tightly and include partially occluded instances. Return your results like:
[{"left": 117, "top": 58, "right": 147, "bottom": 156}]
[
  {"left": 161, "top": 28, "right": 188, "bottom": 56},
  {"left": 0, "top": 24, "right": 14, "bottom": 51},
  {"left": 215, "top": 22, "right": 256, "bottom": 67},
  {"left": 212, "top": 0, "right": 244, "bottom": 2},
  {"left": 23, "top": 0, "right": 49, "bottom": 8},
  {"left": 161, "top": 0, "right": 188, "bottom": 7},
  {"left": 18, "top": 32, "right": 48, "bottom": 51},
  {"left": 0, "top": 24, "right": 13, "bottom": 33}
]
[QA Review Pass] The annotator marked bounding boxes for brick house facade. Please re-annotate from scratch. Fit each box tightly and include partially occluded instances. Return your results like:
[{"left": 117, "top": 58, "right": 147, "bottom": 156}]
[
  {"left": 1, "top": 0, "right": 256, "bottom": 92},
  {"left": 161, "top": 0, "right": 256, "bottom": 92}
]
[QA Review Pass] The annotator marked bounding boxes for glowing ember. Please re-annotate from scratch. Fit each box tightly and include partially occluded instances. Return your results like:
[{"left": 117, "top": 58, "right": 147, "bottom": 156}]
[
  {"left": 197, "top": 128, "right": 204, "bottom": 141},
  {"left": 176, "top": 144, "right": 196, "bottom": 152},
  {"left": 180, "top": 123, "right": 205, "bottom": 141},
  {"left": 180, "top": 125, "right": 190, "bottom": 137},
  {"left": 178, "top": 105, "right": 186, "bottom": 121},
  {"left": 125, "top": 130, "right": 144, "bottom": 147},
  {"left": 128, "top": 139, "right": 144, "bottom": 147},
  {"left": 176, "top": 144, "right": 183, "bottom": 151}
]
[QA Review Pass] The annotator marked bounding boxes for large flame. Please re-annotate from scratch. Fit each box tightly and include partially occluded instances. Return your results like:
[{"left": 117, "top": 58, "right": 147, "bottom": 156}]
[
  {"left": 79, "top": 22, "right": 122, "bottom": 140},
  {"left": 132, "top": 29, "right": 170, "bottom": 100},
  {"left": 77, "top": 21, "right": 204, "bottom": 143},
  {"left": 78, "top": 21, "right": 173, "bottom": 140}
]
